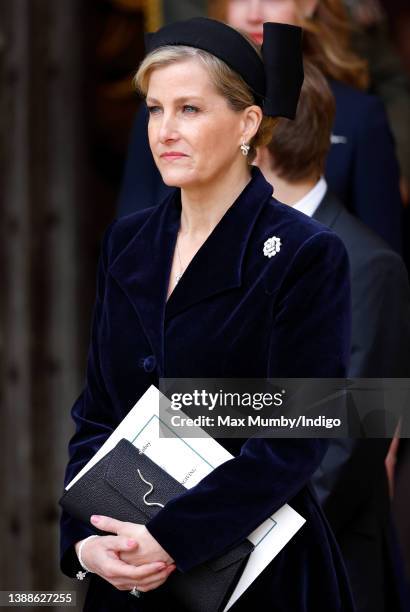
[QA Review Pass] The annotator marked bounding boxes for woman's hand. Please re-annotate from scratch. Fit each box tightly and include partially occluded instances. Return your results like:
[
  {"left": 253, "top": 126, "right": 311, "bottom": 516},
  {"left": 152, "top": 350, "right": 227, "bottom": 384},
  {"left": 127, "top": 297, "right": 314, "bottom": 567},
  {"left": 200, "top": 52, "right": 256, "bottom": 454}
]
[
  {"left": 75, "top": 534, "right": 173, "bottom": 592},
  {"left": 87, "top": 515, "right": 176, "bottom": 592}
]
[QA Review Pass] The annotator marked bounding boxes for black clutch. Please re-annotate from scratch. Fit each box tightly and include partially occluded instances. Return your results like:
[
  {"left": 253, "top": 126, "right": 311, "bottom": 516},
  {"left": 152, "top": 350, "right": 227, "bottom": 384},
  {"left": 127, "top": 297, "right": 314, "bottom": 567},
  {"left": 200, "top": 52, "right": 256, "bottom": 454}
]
[{"left": 59, "top": 438, "right": 254, "bottom": 612}]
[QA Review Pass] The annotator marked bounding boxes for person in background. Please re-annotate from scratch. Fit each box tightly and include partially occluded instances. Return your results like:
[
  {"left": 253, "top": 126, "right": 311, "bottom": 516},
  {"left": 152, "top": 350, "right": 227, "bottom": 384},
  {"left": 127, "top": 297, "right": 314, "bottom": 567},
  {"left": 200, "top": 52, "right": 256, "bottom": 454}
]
[
  {"left": 256, "top": 59, "right": 410, "bottom": 612},
  {"left": 117, "top": 0, "right": 403, "bottom": 253},
  {"left": 345, "top": 2, "right": 410, "bottom": 587}
]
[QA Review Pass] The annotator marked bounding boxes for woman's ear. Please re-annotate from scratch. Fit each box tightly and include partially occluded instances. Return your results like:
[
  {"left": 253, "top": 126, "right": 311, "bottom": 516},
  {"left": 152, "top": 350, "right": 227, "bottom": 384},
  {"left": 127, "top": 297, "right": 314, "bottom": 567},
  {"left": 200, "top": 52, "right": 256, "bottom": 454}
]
[{"left": 241, "top": 105, "right": 263, "bottom": 144}]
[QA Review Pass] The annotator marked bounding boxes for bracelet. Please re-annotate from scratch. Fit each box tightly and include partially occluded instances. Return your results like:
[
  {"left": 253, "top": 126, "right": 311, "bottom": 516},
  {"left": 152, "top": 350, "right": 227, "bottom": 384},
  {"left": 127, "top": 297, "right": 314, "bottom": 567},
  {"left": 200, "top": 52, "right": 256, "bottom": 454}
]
[{"left": 76, "top": 535, "right": 99, "bottom": 580}]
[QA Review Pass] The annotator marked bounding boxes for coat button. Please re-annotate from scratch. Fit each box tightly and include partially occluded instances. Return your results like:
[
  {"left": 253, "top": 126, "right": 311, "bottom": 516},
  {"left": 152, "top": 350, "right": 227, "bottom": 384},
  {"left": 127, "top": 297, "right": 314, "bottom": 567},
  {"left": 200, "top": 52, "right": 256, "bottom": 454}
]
[{"left": 139, "top": 355, "right": 156, "bottom": 373}]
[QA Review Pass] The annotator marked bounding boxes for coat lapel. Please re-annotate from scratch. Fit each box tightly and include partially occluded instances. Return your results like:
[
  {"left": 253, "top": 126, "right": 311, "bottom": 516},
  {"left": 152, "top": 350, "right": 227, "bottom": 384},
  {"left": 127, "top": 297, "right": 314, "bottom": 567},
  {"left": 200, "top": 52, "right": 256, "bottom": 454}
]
[
  {"left": 165, "top": 168, "right": 273, "bottom": 320},
  {"left": 109, "top": 168, "right": 273, "bottom": 372}
]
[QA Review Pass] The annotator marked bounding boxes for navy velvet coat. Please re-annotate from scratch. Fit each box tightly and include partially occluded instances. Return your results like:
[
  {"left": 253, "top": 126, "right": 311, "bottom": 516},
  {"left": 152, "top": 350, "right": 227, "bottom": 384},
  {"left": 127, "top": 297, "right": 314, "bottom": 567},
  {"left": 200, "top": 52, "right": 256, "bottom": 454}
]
[
  {"left": 60, "top": 169, "right": 354, "bottom": 611},
  {"left": 117, "top": 81, "right": 402, "bottom": 252}
]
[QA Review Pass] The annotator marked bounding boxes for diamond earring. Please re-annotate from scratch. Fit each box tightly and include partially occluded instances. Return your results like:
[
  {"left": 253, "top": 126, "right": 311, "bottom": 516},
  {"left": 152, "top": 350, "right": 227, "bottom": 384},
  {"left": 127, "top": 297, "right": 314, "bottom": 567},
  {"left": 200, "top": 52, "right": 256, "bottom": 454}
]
[{"left": 240, "top": 142, "right": 250, "bottom": 156}]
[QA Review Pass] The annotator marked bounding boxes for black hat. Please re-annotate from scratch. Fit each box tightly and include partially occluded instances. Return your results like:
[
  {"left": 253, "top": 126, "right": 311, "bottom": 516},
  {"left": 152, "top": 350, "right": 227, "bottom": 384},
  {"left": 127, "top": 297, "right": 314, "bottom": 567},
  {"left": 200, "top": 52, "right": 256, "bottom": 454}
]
[{"left": 145, "top": 17, "right": 303, "bottom": 120}]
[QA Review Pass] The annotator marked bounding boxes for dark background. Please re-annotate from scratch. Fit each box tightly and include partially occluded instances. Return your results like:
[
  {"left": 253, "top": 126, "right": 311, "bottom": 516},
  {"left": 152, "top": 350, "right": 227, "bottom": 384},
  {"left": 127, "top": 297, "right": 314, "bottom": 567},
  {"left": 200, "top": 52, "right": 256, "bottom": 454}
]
[{"left": 0, "top": 1, "right": 147, "bottom": 607}]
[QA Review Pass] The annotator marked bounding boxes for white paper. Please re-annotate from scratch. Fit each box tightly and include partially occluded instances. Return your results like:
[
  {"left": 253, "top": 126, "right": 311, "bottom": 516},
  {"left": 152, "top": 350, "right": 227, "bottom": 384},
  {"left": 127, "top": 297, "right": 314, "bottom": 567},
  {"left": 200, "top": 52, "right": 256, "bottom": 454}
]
[{"left": 66, "top": 385, "right": 305, "bottom": 609}]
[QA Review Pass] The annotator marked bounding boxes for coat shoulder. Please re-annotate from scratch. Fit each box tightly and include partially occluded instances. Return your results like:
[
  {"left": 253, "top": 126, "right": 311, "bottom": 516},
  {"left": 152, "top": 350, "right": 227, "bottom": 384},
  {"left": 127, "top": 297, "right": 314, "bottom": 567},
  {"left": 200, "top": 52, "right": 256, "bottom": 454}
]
[
  {"left": 329, "top": 79, "right": 384, "bottom": 116},
  {"left": 260, "top": 197, "right": 347, "bottom": 254},
  {"left": 254, "top": 199, "right": 350, "bottom": 295},
  {"left": 334, "top": 205, "right": 405, "bottom": 273},
  {"left": 329, "top": 79, "right": 388, "bottom": 138}
]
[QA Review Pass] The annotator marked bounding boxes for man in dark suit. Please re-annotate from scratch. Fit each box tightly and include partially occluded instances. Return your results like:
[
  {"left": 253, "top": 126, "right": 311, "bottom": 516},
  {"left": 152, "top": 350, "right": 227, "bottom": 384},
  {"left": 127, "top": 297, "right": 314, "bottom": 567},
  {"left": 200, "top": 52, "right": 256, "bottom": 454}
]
[{"left": 256, "top": 61, "right": 410, "bottom": 612}]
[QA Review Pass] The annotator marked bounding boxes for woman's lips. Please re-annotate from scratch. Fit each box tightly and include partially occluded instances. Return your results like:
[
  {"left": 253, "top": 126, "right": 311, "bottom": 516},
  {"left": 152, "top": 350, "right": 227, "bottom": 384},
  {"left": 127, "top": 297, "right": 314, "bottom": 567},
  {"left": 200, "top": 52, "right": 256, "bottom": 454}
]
[
  {"left": 160, "top": 152, "right": 188, "bottom": 160},
  {"left": 249, "top": 32, "right": 264, "bottom": 44}
]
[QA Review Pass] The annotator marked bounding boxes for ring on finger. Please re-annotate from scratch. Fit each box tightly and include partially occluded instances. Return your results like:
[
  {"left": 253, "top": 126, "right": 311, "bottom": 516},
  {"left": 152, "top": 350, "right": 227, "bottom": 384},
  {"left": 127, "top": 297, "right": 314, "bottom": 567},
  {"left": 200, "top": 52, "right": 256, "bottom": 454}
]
[{"left": 129, "top": 586, "right": 142, "bottom": 598}]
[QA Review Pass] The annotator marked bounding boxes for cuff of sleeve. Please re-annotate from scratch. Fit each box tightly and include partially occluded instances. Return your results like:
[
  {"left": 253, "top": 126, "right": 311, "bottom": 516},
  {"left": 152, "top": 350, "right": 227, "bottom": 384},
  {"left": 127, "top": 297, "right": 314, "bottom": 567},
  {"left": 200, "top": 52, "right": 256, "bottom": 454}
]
[
  {"left": 145, "top": 515, "right": 192, "bottom": 573},
  {"left": 60, "top": 514, "right": 98, "bottom": 578}
]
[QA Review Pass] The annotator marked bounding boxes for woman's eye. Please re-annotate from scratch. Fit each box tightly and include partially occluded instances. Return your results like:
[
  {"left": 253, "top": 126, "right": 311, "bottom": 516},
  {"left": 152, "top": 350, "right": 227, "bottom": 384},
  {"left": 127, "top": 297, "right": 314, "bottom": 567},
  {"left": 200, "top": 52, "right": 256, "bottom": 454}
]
[
  {"left": 147, "top": 105, "right": 162, "bottom": 115},
  {"left": 182, "top": 105, "right": 199, "bottom": 114}
]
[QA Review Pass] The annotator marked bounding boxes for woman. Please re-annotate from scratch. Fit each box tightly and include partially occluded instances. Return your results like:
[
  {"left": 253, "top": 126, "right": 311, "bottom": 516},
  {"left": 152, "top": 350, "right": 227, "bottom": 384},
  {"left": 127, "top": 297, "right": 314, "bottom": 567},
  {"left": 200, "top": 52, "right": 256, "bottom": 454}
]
[
  {"left": 118, "top": 0, "right": 402, "bottom": 253},
  {"left": 60, "top": 18, "right": 353, "bottom": 612}
]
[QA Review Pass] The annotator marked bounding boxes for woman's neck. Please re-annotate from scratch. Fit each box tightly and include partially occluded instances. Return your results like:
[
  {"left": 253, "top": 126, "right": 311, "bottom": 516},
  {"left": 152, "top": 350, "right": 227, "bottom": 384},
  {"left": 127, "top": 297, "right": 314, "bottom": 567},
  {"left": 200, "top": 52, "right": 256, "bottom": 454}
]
[{"left": 179, "top": 164, "right": 251, "bottom": 238}]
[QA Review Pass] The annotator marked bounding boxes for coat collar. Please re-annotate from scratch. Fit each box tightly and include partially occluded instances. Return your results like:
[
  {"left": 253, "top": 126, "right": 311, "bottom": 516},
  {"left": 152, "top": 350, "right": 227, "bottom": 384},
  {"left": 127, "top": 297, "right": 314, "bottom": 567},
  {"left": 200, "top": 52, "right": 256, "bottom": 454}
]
[
  {"left": 312, "top": 188, "right": 344, "bottom": 229},
  {"left": 109, "top": 167, "right": 273, "bottom": 373}
]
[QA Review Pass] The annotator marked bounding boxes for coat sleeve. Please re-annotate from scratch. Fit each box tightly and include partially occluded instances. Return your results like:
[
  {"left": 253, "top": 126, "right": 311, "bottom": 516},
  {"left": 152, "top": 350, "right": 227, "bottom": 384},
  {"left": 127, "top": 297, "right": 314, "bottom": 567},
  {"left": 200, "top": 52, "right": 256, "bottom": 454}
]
[
  {"left": 59, "top": 224, "right": 118, "bottom": 578},
  {"left": 352, "top": 96, "right": 403, "bottom": 253},
  {"left": 146, "top": 231, "right": 351, "bottom": 572}
]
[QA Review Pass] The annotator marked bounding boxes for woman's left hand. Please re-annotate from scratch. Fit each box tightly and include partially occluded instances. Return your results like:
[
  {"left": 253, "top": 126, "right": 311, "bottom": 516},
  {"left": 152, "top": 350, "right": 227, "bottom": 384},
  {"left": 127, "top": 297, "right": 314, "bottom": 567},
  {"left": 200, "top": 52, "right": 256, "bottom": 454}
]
[{"left": 90, "top": 515, "right": 176, "bottom": 591}]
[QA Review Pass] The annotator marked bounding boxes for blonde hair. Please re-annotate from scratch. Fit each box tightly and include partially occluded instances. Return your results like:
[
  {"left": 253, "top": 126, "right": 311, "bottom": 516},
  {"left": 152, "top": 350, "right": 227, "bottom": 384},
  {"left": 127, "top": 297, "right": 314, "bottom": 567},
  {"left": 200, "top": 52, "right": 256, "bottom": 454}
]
[
  {"left": 208, "top": 0, "right": 369, "bottom": 90},
  {"left": 134, "top": 44, "right": 277, "bottom": 162}
]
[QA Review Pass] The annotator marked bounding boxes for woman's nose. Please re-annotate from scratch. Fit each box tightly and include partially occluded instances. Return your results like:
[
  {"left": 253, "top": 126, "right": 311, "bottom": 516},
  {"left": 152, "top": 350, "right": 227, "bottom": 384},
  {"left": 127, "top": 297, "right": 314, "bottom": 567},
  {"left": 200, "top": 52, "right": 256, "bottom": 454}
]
[
  {"left": 246, "top": 0, "right": 264, "bottom": 22},
  {"left": 158, "top": 113, "right": 179, "bottom": 143}
]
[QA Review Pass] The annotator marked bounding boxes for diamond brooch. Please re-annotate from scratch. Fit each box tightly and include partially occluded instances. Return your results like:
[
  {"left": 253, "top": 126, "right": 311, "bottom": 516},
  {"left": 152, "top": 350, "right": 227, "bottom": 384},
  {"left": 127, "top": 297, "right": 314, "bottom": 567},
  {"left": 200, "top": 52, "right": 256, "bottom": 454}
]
[{"left": 263, "top": 236, "right": 282, "bottom": 258}]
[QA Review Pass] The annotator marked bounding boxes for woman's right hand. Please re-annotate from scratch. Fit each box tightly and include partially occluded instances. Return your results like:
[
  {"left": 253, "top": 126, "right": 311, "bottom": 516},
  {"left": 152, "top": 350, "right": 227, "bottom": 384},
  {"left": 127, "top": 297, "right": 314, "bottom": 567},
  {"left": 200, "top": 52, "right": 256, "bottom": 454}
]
[{"left": 75, "top": 536, "right": 175, "bottom": 592}]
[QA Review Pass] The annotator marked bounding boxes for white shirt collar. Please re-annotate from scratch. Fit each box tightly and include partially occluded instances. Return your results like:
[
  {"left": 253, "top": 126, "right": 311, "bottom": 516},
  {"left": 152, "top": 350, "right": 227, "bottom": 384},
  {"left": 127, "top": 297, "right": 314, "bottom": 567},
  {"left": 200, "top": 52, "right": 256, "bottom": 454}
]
[{"left": 292, "top": 177, "right": 327, "bottom": 218}]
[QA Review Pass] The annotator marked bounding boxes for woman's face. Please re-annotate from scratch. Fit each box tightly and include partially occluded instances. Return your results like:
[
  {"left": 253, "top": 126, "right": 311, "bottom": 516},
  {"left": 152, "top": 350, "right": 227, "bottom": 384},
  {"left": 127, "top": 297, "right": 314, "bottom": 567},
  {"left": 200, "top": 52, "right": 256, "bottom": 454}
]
[
  {"left": 146, "top": 58, "right": 256, "bottom": 190},
  {"left": 227, "top": 0, "right": 317, "bottom": 44}
]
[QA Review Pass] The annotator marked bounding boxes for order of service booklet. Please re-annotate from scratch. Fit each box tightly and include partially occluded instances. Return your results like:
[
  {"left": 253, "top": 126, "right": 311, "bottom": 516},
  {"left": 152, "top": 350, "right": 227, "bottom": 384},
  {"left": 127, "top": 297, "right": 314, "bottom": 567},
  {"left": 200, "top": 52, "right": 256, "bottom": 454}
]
[{"left": 65, "top": 385, "right": 305, "bottom": 611}]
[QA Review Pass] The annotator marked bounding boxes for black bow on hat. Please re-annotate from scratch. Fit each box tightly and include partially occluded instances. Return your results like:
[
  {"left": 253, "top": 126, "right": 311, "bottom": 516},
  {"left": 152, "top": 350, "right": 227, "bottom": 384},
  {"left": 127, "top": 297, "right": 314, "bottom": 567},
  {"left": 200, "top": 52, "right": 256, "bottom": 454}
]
[{"left": 145, "top": 17, "right": 304, "bottom": 120}]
